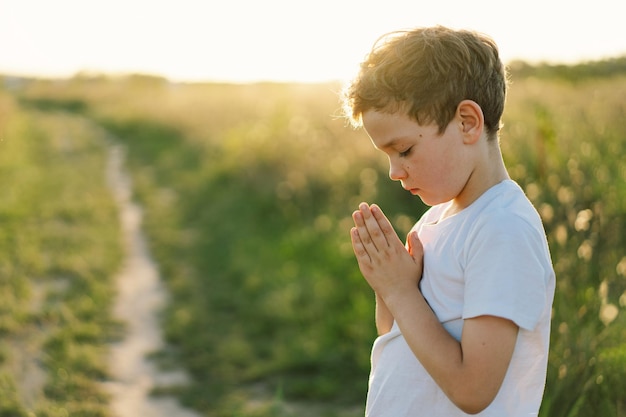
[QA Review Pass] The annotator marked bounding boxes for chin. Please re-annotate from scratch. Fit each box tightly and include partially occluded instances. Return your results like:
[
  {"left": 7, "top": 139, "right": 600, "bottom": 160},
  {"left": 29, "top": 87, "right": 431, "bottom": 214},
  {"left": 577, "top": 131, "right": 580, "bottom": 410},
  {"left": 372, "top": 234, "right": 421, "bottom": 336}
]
[{"left": 419, "top": 194, "right": 449, "bottom": 208}]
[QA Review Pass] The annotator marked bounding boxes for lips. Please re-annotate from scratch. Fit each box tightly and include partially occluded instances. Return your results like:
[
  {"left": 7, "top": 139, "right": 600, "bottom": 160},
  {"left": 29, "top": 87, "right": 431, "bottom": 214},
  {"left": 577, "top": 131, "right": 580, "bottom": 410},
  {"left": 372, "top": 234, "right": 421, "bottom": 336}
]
[{"left": 403, "top": 185, "right": 419, "bottom": 195}]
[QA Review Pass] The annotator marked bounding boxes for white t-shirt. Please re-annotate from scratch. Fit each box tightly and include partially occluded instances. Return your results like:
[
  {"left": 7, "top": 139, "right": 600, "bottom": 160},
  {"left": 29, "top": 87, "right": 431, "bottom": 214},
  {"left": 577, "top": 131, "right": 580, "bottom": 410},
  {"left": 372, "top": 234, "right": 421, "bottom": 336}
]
[{"left": 365, "top": 180, "right": 555, "bottom": 417}]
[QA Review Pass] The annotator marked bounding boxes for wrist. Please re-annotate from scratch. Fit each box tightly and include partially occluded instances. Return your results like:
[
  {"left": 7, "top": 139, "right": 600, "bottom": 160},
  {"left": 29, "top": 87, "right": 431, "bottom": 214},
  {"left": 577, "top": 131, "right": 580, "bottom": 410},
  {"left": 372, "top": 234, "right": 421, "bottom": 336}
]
[{"left": 381, "top": 283, "right": 423, "bottom": 313}]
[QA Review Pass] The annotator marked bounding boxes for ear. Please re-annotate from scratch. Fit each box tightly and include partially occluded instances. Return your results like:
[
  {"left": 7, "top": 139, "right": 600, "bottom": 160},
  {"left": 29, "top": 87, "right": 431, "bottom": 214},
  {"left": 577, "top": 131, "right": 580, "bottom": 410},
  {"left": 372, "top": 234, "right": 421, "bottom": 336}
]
[{"left": 457, "top": 100, "right": 484, "bottom": 144}]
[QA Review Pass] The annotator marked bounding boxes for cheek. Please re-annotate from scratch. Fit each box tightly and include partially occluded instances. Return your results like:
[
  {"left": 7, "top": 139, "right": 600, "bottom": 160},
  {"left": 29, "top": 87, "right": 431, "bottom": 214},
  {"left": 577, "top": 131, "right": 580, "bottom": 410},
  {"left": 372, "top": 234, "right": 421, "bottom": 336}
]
[
  {"left": 409, "top": 154, "right": 443, "bottom": 178},
  {"left": 435, "top": 144, "right": 464, "bottom": 175}
]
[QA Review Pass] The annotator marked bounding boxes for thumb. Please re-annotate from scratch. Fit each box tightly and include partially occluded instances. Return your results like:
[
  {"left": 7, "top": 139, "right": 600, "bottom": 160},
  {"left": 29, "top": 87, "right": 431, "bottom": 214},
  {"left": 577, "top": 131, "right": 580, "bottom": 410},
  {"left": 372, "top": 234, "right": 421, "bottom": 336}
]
[{"left": 407, "top": 231, "right": 423, "bottom": 258}]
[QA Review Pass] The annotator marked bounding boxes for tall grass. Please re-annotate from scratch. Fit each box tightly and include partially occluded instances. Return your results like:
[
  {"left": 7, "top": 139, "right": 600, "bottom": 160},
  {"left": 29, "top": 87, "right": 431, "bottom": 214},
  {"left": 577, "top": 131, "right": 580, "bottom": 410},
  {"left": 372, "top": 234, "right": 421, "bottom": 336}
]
[
  {"left": 7, "top": 63, "right": 626, "bottom": 416},
  {"left": 503, "top": 75, "right": 626, "bottom": 416}
]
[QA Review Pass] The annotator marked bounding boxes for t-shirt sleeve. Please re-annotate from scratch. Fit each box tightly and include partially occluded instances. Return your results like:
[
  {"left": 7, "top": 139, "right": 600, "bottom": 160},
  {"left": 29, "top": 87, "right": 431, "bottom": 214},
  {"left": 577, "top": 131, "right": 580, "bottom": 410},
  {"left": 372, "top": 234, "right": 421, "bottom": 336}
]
[{"left": 462, "top": 213, "right": 551, "bottom": 331}]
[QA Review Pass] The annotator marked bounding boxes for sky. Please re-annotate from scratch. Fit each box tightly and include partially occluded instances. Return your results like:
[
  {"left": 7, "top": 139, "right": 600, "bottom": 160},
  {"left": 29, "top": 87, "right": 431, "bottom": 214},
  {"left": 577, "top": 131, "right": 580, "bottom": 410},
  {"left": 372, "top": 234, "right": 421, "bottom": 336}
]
[{"left": 1, "top": 0, "right": 625, "bottom": 83}]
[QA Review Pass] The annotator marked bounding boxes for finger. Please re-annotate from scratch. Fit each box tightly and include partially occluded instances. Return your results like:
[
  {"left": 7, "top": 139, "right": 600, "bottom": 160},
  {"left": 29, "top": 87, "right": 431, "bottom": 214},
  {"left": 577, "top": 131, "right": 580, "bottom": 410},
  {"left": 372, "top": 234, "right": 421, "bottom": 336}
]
[
  {"left": 353, "top": 208, "right": 380, "bottom": 252},
  {"left": 406, "top": 230, "right": 414, "bottom": 253},
  {"left": 350, "top": 226, "right": 371, "bottom": 263},
  {"left": 358, "top": 203, "right": 390, "bottom": 249},
  {"left": 370, "top": 204, "right": 398, "bottom": 239},
  {"left": 368, "top": 204, "right": 406, "bottom": 250},
  {"left": 407, "top": 230, "right": 423, "bottom": 258}
]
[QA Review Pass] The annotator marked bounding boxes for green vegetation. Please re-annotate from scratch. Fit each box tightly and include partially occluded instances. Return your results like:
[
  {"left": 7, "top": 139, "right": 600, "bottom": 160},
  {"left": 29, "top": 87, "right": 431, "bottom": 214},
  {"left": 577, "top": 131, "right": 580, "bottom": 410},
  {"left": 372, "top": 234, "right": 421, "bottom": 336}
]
[
  {"left": 509, "top": 55, "right": 626, "bottom": 82},
  {"left": 502, "top": 73, "right": 626, "bottom": 417},
  {"left": 2, "top": 57, "right": 625, "bottom": 416},
  {"left": 0, "top": 92, "right": 122, "bottom": 416}
]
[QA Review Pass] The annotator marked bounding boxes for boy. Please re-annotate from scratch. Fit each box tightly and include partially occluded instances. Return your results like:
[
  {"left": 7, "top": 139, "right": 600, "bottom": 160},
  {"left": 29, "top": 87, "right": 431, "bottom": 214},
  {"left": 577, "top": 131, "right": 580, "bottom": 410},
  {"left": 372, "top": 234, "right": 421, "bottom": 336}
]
[{"left": 343, "top": 26, "right": 555, "bottom": 416}]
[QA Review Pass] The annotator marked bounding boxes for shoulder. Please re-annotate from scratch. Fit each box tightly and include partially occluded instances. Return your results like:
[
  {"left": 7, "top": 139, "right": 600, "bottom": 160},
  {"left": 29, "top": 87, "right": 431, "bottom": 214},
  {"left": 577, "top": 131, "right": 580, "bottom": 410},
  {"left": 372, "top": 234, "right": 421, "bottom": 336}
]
[
  {"left": 462, "top": 181, "right": 552, "bottom": 264},
  {"left": 471, "top": 180, "right": 544, "bottom": 236}
]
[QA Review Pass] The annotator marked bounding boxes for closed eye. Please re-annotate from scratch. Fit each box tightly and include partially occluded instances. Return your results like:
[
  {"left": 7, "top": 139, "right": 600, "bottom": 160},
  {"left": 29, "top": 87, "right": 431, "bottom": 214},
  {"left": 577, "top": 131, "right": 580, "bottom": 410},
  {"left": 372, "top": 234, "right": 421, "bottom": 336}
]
[{"left": 399, "top": 146, "right": 413, "bottom": 157}]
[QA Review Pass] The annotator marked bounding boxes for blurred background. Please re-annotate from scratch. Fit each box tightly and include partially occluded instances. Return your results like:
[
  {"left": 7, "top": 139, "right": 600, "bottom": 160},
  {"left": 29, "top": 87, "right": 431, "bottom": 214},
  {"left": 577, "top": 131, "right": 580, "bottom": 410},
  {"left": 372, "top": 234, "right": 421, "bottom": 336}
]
[
  {"left": 1, "top": 1, "right": 625, "bottom": 416},
  {"left": 3, "top": 0, "right": 626, "bottom": 83}
]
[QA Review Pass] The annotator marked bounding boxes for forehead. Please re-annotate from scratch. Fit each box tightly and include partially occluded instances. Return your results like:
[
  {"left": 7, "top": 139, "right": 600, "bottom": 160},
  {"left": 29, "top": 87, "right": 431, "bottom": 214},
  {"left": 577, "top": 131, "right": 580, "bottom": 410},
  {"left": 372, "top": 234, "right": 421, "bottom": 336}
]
[{"left": 362, "top": 109, "right": 437, "bottom": 149}]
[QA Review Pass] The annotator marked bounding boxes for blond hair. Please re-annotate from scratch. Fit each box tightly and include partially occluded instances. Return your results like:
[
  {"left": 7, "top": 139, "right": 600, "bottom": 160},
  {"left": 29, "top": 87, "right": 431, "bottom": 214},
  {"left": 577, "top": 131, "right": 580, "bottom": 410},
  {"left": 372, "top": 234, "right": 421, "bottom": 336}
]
[{"left": 342, "top": 26, "right": 508, "bottom": 139}]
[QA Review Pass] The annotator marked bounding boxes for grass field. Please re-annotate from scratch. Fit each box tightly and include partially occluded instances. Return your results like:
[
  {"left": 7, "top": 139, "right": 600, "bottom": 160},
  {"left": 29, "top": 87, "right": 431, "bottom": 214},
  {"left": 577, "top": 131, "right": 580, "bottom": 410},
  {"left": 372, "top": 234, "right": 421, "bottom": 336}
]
[
  {"left": 2, "top": 57, "right": 626, "bottom": 416},
  {"left": 0, "top": 92, "right": 122, "bottom": 416}
]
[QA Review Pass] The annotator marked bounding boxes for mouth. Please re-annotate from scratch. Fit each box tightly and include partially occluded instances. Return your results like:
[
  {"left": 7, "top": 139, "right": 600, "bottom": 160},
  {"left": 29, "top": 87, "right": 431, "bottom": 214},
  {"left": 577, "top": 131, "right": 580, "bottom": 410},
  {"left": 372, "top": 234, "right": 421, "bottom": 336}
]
[{"left": 403, "top": 186, "right": 420, "bottom": 195}]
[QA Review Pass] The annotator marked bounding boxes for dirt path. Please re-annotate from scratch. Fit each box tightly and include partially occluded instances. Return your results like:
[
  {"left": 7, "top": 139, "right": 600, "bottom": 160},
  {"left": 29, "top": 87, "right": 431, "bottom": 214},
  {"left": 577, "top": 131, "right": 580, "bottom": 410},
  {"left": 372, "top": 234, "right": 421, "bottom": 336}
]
[{"left": 103, "top": 143, "right": 202, "bottom": 417}]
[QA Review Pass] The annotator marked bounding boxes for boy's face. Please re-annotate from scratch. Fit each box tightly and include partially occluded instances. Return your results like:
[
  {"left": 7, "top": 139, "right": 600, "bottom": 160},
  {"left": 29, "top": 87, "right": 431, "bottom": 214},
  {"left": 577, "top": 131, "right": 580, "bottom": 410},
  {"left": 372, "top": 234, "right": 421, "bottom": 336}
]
[{"left": 362, "top": 109, "right": 474, "bottom": 207}]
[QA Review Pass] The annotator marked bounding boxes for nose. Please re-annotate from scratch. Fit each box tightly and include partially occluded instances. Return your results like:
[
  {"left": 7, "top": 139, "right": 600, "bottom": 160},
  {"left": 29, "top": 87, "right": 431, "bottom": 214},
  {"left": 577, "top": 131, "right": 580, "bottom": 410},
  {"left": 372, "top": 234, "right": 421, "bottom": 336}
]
[{"left": 388, "top": 159, "right": 407, "bottom": 181}]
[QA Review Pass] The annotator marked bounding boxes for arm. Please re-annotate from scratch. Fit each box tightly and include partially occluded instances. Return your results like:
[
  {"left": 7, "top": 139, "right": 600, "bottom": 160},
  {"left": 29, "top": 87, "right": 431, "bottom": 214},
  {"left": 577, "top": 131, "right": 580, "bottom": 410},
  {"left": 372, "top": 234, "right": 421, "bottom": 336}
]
[
  {"left": 375, "top": 292, "right": 393, "bottom": 335},
  {"left": 351, "top": 203, "right": 518, "bottom": 414},
  {"left": 386, "top": 288, "right": 518, "bottom": 413}
]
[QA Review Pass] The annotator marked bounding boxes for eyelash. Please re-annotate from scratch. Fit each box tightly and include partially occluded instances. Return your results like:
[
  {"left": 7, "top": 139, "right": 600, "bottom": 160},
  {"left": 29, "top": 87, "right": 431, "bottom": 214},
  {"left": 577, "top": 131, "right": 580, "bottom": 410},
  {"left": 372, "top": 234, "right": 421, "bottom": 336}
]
[{"left": 399, "top": 147, "right": 412, "bottom": 157}]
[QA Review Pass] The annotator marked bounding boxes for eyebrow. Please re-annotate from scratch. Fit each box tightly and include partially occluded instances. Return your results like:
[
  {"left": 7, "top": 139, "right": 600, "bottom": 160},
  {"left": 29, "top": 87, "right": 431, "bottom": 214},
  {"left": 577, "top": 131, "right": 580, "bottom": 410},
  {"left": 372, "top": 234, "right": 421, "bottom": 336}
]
[{"left": 376, "top": 138, "right": 404, "bottom": 151}]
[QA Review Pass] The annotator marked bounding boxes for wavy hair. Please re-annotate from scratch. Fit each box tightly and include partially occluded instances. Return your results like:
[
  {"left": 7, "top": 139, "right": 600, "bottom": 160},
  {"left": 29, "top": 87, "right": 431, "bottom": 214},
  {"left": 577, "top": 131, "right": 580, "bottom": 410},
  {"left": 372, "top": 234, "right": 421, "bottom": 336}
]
[{"left": 342, "top": 26, "right": 508, "bottom": 139}]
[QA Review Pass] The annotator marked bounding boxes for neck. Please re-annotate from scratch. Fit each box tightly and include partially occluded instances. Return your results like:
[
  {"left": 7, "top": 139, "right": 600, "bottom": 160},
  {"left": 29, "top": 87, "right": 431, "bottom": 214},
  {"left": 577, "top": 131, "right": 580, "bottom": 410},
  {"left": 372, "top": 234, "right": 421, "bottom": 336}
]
[{"left": 445, "top": 142, "right": 509, "bottom": 219}]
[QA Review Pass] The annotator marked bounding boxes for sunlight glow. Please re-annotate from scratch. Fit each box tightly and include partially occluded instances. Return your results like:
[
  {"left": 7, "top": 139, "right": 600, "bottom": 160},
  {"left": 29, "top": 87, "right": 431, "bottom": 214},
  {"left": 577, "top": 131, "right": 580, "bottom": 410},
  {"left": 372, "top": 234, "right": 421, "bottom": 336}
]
[{"left": 1, "top": 0, "right": 625, "bottom": 83}]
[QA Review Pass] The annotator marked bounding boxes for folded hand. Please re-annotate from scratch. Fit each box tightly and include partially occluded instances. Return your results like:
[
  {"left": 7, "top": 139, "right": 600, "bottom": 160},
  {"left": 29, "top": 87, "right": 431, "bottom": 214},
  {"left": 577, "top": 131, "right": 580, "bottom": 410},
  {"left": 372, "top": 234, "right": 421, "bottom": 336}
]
[{"left": 351, "top": 202, "right": 423, "bottom": 298}]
